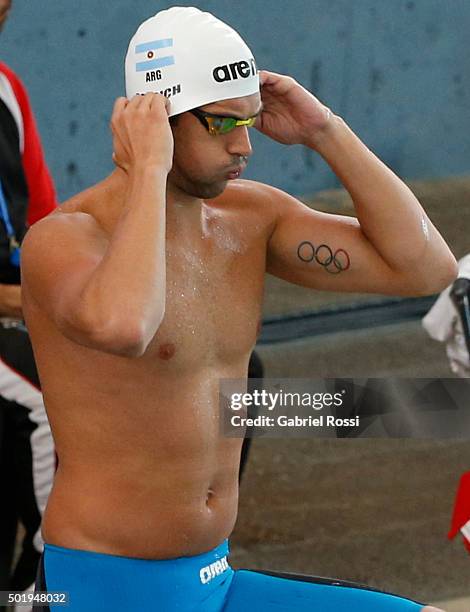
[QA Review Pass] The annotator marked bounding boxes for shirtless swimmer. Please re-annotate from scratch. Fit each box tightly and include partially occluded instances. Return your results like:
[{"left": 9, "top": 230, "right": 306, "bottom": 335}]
[{"left": 23, "top": 7, "right": 454, "bottom": 611}]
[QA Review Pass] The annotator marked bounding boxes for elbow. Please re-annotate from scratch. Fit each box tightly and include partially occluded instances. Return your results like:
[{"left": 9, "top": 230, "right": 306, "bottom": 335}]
[
  {"left": 107, "top": 324, "right": 149, "bottom": 358},
  {"left": 404, "top": 254, "right": 459, "bottom": 297},
  {"left": 105, "top": 308, "right": 166, "bottom": 358},
  {"left": 424, "top": 254, "right": 458, "bottom": 295},
  {"left": 439, "top": 254, "right": 459, "bottom": 290},
  {"left": 66, "top": 306, "right": 165, "bottom": 358}
]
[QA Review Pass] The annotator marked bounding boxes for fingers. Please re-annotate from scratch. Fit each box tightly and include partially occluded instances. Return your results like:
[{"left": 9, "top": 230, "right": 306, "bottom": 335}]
[
  {"left": 147, "top": 92, "right": 171, "bottom": 115},
  {"left": 134, "top": 92, "right": 167, "bottom": 109},
  {"left": 109, "top": 91, "right": 174, "bottom": 172},
  {"left": 127, "top": 93, "right": 145, "bottom": 109},
  {"left": 110, "top": 94, "right": 170, "bottom": 140},
  {"left": 112, "top": 151, "right": 124, "bottom": 170},
  {"left": 110, "top": 97, "right": 128, "bottom": 125},
  {"left": 113, "top": 97, "right": 128, "bottom": 113},
  {"left": 110, "top": 97, "right": 129, "bottom": 138},
  {"left": 162, "top": 95, "right": 172, "bottom": 115},
  {"left": 254, "top": 113, "right": 264, "bottom": 131},
  {"left": 259, "top": 70, "right": 297, "bottom": 99},
  {"left": 127, "top": 92, "right": 171, "bottom": 118},
  {"left": 112, "top": 92, "right": 168, "bottom": 117},
  {"left": 259, "top": 69, "right": 283, "bottom": 87}
]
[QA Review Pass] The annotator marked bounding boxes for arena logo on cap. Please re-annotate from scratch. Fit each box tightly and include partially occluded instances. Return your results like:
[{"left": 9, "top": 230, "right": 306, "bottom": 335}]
[
  {"left": 212, "top": 58, "right": 257, "bottom": 83},
  {"left": 135, "top": 38, "right": 175, "bottom": 73}
]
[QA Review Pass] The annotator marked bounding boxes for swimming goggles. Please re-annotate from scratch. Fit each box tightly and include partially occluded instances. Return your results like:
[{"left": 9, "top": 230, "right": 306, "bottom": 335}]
[{"left": 189, "top": 108, "right": 257, "bottom": 136}]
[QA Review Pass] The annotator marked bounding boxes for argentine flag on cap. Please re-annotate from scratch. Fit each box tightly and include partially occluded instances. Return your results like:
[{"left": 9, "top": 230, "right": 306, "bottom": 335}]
[{"left": 135, "top": 38, "right": 175, "bottom": 72}]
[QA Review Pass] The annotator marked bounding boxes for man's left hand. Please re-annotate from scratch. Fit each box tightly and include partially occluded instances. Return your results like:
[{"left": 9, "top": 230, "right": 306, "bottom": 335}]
[{"left": 255, "top": 70, "right": 331, "bottom": 147}]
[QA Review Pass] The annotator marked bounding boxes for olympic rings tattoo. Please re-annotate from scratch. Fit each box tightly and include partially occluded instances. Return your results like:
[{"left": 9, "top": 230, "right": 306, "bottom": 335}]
[{"left": 297, "top": 241, "right": 351, "bottom": 275}]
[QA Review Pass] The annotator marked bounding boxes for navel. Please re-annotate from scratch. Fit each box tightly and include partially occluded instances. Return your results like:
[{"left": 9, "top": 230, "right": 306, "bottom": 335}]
[{"left": 206, "top": 488, "right": 215, "bottom": 508}]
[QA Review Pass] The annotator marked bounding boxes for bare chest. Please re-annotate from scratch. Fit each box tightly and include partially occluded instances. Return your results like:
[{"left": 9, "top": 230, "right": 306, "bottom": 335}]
[{"left": 146, "top": 228, "right": 266, "bottom": 367}]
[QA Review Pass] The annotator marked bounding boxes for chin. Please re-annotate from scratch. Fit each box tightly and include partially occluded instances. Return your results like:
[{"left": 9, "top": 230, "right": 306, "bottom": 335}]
[
  {"left": 188, "top": 179, "right": 228, "bottom": 200},
  {"left": 169, "top": 167, "right": 228, "bottom": 200},
  {"left": 205, "top": 180, "right": 228, "bottom": 199}
]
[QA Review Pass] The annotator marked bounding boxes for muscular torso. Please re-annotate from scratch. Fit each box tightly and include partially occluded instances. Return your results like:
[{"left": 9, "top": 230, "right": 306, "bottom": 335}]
[{"left": 24, "top": 178, "right": 272, "bottom": 558}]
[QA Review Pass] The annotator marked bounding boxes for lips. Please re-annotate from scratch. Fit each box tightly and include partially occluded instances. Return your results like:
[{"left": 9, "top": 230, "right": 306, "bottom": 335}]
[{"left": 226, "top": 166, "right": 245, "bottom": 180}]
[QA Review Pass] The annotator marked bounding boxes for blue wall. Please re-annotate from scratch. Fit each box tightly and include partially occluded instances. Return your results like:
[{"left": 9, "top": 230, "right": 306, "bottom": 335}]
[{"left": 1, "top": 0, "right": 469, "bottom": 201}]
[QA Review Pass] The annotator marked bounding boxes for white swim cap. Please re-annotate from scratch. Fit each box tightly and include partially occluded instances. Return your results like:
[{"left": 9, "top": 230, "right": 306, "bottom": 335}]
[{"left": 125, "top": 6, "right": 259, "bottom": 117}]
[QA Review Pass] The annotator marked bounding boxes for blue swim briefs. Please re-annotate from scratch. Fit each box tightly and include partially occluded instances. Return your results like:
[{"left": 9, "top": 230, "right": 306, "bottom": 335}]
[{"left": 34, "top": 539, "right": 426, "bottom": 611}]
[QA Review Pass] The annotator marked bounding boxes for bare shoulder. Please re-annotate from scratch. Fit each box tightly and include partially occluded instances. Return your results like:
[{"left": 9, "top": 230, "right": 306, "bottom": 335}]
[
  {"left": 213, "top": 179, "right": 299, "bottom": 236},
  {"left": 23, "top": 179, "right": 110, "bottom": 254},
  {"left": 21, "top": 205, "right": 107, "bottom": 288},
  {"left": 222, "top": 178, "right": 290, "bottom": 209},
  {"left": 225, "top": 178, "right": 310, "bottom": 218},
  {"left": 22, "top": 208, "right": 104, "bottom": 257}
]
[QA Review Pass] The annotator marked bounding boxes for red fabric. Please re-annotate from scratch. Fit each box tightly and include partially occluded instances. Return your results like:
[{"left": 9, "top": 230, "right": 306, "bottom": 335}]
[
  {"left": 448, "top": 471, "right": 470, "bottom": 553},
  {"left": 0, "top": 61, "right": 57, "bottom": 225}
]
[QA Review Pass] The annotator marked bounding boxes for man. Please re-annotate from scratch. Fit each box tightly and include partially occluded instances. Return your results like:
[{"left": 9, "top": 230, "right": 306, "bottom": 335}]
[
  {"left": 0, "top": 0, "right": 56, "bottom": 600},
  {"left": 22, "top": 7, "right": 453, "bottom": 611}
]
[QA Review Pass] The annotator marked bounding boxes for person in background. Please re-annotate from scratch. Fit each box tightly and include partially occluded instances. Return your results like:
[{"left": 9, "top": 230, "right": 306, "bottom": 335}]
[
  {"left": 422, "top": 254, "right": 470, "bottom": 377},
  {"left": 423, "top": 256, "right": 470, "bottom": 564},
  {"left": 0, "top": 0, "right": 57, "bottom": 600}
]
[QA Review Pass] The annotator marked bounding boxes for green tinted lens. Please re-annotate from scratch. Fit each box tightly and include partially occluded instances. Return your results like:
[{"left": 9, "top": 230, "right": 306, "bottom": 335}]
[
  {"left": 218, "top": 118, "right": 238, "bottom": 134},
  {"left": 206, "top": 116, "right": 234, "bottom": 135},
  {"left": 222, "top": 117, "right": 256, "bottom": 132},
  {"left": 206, "top": 115, "right": 254, "bottom": 135}
]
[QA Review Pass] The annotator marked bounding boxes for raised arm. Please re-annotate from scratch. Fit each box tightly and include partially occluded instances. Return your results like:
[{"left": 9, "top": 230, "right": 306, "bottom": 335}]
[
  {"left": 21, "top": 93, "right": 173, "bottom": 357},
  {"left": 256, "top": 70, "right": 457, "bottom": 295}
]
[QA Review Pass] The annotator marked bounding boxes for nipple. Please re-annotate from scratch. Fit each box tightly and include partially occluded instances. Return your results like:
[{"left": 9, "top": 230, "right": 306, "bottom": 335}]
[{"left": 158, "top": 343, "right": 176, "bottom": 360}]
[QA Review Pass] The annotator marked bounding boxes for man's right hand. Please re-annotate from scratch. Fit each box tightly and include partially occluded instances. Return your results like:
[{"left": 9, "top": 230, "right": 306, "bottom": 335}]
[{"left": 110, "top": 93, "right": 174, "bottom": 174}]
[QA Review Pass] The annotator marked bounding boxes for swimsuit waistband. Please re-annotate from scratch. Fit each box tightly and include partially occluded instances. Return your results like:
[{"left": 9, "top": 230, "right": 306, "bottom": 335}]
[{"left": 43, "top": 539, "right": 231, "bottom": 587}]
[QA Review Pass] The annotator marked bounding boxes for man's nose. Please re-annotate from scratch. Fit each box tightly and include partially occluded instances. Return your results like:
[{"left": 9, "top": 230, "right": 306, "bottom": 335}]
[{"left": 227, "top": 126, "right": 253, "bottom": 159}]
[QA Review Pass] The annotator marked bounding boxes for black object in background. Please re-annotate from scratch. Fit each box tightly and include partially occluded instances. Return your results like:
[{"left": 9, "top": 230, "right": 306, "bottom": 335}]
[
  {"left": 239, "top": 351, "right": 264, "bottom": 482},
  {"left": 450, "top": 277, "right": 470, "bottom": 361}
]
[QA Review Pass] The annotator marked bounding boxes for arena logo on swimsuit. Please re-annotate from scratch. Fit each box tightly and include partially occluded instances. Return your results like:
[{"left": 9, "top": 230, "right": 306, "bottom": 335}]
[{"left": 199, "top": 556, "right": 229, "bottom": 584}]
